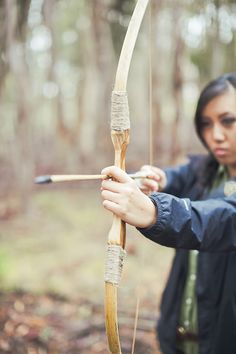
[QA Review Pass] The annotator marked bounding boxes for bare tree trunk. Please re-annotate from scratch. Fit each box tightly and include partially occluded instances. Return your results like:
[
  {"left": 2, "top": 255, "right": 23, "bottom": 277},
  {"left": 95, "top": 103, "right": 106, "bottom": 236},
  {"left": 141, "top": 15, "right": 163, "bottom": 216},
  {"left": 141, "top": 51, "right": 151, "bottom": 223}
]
[
  {"left": 109, "top": 0, "right": 136, "bottom": 57},
  {"left": 76, "top": 4, "right": 100, "bottom": 166},
  {"left": 150, "top": 0, "right": 163, "bottom": 166},
  {"left": 75, "top": 1, "right": 115, "bottom": 168},
  {"left": 5, "top": 0, "right": 34, "bottom": 208},
  {"left": 0, "top": 2, "right": 8, "bottom": 98},
  {"left": 43, "top": 0, "right": 76, "bottom": 168},
  {"left": 170, "top": 3, "right": 184, "bottom": 163},
  {"left": 210, "top": 1, "right": 224, "bottom": 78},
  {"left": 90, "top": 0, "right": 115, "bottom": 166}
]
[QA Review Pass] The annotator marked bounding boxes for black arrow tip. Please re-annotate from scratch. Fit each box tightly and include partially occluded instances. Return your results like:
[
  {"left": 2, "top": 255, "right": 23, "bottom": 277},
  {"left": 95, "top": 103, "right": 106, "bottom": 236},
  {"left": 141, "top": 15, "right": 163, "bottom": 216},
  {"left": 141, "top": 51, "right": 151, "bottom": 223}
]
[{"left": 34, "top": 176, "right": 52, "bottom": 184}]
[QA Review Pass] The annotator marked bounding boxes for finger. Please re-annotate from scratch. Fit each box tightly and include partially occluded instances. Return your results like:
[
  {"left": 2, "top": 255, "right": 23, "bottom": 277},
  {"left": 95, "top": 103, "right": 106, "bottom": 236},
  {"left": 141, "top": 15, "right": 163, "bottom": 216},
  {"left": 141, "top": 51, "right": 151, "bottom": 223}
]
[
  {"left": 101, "top": 179, "right": 122, "bottom": 193},
  {"left": 101, "top": 166, "right": 132, "bottom": 183},
  {"left": 140, "top": 165, "right": 162, "bottom": 182},
  {"left": 101, "top": 189, "right": 121, "bottom": 203},
  {"left": 149, "top": 174, "right": 161, "bottom": 183},
  {"left": 102, "top": 199, "right": 123, "bottom": 217},
  {"left": 143, "top": 178, "right": 159, "bottom": 188},
  {"left": 140, "top": 165, "right": 152, "bottom": 171},
  {"left": 139, "top": 179, "right": 159, "bottom": 193},
  {"left": 139, "top": 186, "right": 151, "bottom": 195},
  {"left": 102, "top": 177, "right": 135, "bottom": 193},
  {"left": 140, "top": 165, "right": 155, "bottom": 177}
]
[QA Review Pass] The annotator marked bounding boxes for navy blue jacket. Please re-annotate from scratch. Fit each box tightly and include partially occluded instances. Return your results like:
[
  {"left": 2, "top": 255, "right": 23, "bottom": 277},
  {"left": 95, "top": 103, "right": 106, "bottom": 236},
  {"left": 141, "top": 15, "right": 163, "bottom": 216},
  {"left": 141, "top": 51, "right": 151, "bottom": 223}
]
[{"left": 139, "top": 156, "right": 236, "bottom": 354}]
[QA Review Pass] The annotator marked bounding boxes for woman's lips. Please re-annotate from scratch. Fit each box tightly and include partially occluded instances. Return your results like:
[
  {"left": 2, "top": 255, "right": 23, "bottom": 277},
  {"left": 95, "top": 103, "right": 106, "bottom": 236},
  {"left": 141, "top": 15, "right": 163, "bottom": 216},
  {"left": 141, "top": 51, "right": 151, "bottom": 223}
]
[{"left": 214, "top": 148, "right": 229, "bottom": 157}]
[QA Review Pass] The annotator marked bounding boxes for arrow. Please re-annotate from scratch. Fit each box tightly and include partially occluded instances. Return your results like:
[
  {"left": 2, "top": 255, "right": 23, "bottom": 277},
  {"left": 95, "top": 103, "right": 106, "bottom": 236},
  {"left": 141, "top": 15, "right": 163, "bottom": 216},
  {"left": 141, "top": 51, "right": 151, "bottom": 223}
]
[{"left": 34, "top": 172, "right": 152, "bottom": 184}]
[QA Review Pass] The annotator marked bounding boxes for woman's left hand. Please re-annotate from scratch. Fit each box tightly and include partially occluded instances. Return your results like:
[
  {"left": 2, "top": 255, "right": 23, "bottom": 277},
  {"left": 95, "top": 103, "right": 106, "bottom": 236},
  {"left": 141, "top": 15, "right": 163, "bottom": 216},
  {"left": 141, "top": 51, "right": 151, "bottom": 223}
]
[{"left": 101, "top": 166, "right": 157, "bottom": 228}]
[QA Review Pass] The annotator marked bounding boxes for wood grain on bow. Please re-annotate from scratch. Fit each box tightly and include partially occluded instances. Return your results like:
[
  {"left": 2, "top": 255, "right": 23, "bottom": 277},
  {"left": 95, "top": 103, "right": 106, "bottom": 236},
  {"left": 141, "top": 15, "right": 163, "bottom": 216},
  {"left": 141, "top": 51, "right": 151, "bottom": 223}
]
[{"left": 104, "top": 1, "right": 150, "bottom": 353}]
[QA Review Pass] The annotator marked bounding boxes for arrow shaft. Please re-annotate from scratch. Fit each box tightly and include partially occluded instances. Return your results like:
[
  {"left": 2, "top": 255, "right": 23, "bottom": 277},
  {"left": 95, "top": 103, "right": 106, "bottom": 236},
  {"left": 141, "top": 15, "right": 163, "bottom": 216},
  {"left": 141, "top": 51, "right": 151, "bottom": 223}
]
[{"left": 35, "top": 172, "right": 151, "bottom": 184}]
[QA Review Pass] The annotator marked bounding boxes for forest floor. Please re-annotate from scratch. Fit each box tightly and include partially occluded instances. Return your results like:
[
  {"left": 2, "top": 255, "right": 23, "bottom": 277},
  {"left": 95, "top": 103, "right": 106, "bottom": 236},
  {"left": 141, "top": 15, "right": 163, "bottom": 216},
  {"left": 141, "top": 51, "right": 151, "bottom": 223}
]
[{"left": 0, "top": 186, "right": 174, "bottom": 353}]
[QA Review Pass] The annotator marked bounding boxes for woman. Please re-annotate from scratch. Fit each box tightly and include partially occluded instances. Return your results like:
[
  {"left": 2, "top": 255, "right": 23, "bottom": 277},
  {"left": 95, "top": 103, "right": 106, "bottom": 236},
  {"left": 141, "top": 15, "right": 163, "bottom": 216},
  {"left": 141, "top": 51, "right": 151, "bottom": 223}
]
[{"left": 101, "top": 73, "right": 236, "bottom": 354}]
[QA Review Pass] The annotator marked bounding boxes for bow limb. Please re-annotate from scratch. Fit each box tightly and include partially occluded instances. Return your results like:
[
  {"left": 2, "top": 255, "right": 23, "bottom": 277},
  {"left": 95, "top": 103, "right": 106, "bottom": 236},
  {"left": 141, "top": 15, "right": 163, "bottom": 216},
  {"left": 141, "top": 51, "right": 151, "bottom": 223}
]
[{"left": 104, "top": 1, "right": 150, "bottom": 353}]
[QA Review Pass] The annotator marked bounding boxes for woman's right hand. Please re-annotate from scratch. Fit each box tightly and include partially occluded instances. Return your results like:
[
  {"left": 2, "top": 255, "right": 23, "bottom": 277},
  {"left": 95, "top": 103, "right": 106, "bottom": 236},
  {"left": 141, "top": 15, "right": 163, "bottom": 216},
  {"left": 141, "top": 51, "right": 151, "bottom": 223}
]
[{"left": 137, "top": 165, "right": 167, "bottom": 195}]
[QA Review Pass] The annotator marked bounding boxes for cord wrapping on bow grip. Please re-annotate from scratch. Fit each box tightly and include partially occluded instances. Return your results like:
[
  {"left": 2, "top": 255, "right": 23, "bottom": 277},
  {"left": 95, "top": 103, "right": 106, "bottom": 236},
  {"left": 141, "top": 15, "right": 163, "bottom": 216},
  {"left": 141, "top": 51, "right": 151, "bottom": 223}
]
[
  {"left": 111, "top": 91, "right": 130, "bottom": 131},
  {"left": 105, "top": 245, "right": 127, "bottom": 285}
]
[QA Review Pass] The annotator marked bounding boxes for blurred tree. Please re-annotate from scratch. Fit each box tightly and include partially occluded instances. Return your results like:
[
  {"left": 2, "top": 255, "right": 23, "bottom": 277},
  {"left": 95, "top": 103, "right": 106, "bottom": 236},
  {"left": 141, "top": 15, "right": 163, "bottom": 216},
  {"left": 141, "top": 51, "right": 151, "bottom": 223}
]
[
  {"left": 170, "top": 1, "right": 185, "bottom": 162},
  {"left": 0, "top": 0, "right": 236, "bottom": 209},
  {"left": 186, "top": 0, "right": 236, "bottom": 84},
  {"left": 149, "top": 0, "right": 164, "bottom": 166},
  {"left": 109, "top": 0, "right": 136, "bottom": 56},
  {"left": 90, "top": 0, "right": 115, "bottom": 163},
  {"left": 0, "top": 0, "right": 30, "bottom": 95},
  {"left": 4, "top": 0, "right": 34, "bottom": 208},
  {"left": 42, "top": 0, "right": 76, "bottom": 159}
]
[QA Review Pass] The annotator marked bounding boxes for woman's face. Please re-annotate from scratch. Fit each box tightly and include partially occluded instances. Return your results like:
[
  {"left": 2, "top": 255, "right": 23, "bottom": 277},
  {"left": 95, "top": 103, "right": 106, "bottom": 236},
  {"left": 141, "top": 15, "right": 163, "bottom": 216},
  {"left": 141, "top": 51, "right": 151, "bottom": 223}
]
[{"left": 201, "top": 85, "right": 236, "bottom": 176}]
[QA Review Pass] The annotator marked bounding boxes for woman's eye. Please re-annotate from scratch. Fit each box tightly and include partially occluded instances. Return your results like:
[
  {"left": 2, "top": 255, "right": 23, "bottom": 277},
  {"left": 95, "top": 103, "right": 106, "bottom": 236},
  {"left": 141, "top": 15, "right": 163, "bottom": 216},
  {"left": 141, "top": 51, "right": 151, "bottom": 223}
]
[
  {"left": 220, "top": 117, "right": 236, "bottom": 126},
  {"left": 200, "top": 120, "right": 212, "bottom": 129}
]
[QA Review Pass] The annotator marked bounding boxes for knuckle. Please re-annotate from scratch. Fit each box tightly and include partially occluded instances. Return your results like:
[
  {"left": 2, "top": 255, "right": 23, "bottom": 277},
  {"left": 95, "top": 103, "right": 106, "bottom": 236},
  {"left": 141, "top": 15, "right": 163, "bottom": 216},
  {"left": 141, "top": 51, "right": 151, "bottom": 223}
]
[
  {"left": 125, "top": 182, "right": 135, "bottom": 196},
  {"left": 141, "top": 165, "right": 150, "bottom": 171}
]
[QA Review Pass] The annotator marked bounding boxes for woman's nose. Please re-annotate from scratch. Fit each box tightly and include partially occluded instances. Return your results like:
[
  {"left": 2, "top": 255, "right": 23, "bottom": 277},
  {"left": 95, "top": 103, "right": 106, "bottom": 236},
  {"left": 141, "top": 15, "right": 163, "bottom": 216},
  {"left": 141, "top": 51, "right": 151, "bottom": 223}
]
[{"left": 212, "top": 124, "right": 225, "bottom": 141}]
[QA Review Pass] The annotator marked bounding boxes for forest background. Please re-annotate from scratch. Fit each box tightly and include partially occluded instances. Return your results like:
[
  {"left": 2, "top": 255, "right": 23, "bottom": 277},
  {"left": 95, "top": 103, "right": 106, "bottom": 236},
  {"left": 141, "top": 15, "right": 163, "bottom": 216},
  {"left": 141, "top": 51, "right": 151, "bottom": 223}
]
[{"left": 0, "top": 0, "right": 236, "bottom": 353}]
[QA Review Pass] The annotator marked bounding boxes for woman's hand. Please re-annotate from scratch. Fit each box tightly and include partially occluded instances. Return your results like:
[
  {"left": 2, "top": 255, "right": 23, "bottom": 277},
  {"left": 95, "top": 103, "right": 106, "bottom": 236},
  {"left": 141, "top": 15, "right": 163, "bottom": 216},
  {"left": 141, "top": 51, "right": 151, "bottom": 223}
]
[
  {"left": 136, "top": 165, "right": 167, "bottom": 195},
  {"left": 101, "top": 166, "right": 157, "bottom": 229}
]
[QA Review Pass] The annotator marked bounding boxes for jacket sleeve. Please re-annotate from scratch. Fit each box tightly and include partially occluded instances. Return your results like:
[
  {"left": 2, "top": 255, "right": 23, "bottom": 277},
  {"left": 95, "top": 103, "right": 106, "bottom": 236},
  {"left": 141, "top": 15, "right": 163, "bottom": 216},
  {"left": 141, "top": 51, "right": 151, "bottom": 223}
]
[{"left": 138, "top": 192, "right": 236, "bottom": 252}]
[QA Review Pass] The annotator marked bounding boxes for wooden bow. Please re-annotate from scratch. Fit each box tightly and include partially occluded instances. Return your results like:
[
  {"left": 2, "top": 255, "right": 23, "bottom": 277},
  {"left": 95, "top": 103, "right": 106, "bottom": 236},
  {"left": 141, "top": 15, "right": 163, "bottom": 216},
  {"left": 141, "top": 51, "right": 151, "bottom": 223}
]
[{"left": 104, "top": 1, "right": 150, "bottom": 353}]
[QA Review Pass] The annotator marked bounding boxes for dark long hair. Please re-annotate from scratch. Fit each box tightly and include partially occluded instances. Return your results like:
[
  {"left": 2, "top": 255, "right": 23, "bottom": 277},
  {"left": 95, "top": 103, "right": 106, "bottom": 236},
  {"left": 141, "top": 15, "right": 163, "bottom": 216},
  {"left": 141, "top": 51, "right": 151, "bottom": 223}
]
[{"left": 194, "top": 73, "right": 236, "bottom": 189}]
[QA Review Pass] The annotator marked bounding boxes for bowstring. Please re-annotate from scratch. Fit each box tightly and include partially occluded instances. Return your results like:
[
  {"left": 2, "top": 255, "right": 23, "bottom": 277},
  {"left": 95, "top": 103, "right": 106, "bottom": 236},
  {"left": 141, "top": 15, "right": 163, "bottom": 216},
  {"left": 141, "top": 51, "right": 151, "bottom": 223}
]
[
  {"left": 148, "top": 0, "right": 153, "bottom": 167},
  {"left": 131, "top": 1, "right": 153, "bottom": 353}
]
